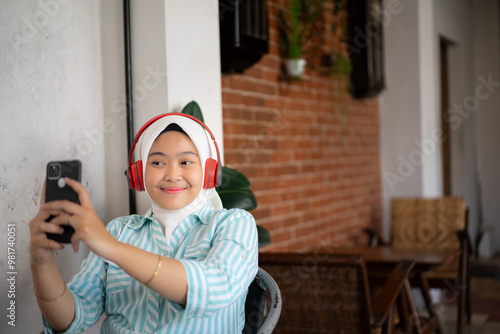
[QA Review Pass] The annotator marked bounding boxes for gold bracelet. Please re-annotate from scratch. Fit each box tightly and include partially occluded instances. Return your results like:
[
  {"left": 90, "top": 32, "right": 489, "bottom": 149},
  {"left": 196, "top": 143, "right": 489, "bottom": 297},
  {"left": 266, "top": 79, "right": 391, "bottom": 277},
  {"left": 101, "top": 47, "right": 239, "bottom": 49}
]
[
  {"left": 34, "top": 282, "right": 67, "bottom": 303},
  {"left": 144, "top": 254, "right": 162, "bottom": 286}
]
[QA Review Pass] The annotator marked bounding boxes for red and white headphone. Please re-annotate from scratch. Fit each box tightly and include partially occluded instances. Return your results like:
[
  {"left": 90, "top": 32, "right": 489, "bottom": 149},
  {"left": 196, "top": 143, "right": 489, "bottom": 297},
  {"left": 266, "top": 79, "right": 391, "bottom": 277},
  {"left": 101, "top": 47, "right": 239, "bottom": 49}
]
[{"left": 127, "top": 113, "right": 222, "bottom": 191}]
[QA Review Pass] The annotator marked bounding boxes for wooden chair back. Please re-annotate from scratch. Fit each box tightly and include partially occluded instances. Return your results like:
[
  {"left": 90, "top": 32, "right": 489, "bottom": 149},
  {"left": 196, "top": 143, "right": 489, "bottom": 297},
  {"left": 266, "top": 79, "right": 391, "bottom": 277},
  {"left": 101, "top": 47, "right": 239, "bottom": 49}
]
[
  {"left": 259, "top": 253, "right": 381, "bottom": 334},
  {"left": 391, "top": 197, "right": 466, "bottom": 274}
]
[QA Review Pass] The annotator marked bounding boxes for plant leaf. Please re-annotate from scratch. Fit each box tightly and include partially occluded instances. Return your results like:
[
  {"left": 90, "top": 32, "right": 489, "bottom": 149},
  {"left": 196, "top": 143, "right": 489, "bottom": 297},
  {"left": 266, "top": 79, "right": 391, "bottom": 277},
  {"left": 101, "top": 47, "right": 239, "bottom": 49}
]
[
  {"left": 217, "top": 188, "right": 257, "bottom": 211},
  {"left": 257, "top": 225, "right": 271, "bottom": 247},
  {"left": 181, "top": 101, "right": 204, "bottom": 123},
  {"left": 217, "top": 166, "right": 250, "bottom": 191}
]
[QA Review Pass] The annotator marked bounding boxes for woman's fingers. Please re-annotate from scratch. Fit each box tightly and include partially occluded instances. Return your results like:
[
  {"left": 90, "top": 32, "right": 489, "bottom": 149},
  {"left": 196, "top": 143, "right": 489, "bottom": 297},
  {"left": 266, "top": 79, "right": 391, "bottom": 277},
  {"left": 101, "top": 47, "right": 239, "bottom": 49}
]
[
  {"left": 45, "top": 212, "right": 74, "bottom": 227},
  {"left": 71, "top": 235, "right": 80, "bottom": 253},
  {"left": 42, "top": 199, "right": 81, "bottom": 217},
  {"left": 38, "top": 221, "right": 65, "bottom": 235},
  {"left": 39, "top": 179, "right": 111, "bottom": 256},
  {"left": 32, "top": 233, "right": 65, "bottom": 251},
  {"left": 63, "top": 177, "right": 91, "bottom": 207}
]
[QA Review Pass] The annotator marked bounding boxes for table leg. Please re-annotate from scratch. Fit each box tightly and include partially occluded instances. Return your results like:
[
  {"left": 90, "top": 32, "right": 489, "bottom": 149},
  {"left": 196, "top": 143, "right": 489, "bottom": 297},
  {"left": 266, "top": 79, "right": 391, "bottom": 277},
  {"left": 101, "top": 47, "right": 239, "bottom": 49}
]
[
  {"left": 395, "top": 279, "right": 425, "bottom": 333},
  {"left": 416, "top": 273, "right": 444, "bottom": 334},
  {"left": 396, "top": 285, "right": 411, "bottom": 332},
  {"left": 381, "top": 305, "right": 394, "bottom": 334},
  {"left": 403, "top": 279, "right": 424, "bottom": 333}
]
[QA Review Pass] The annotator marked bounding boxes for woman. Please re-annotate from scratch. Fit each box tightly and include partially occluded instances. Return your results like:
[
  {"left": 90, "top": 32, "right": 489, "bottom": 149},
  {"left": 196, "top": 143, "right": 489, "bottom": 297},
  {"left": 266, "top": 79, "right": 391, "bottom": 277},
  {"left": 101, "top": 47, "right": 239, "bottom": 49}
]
[{"left": 30, "top": 113, "right": 258, "bottom": 333}]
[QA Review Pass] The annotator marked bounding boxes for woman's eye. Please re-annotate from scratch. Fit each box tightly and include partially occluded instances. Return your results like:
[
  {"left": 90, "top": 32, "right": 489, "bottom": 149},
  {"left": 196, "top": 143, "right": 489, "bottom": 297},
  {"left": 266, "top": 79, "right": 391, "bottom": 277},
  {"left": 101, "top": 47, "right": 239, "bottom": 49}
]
[
  {"left": 181, "top": 160, "right": 193, "bottom": 166},
  {"left": 152, "top": 161, "right": 165, "bottom": 166}
]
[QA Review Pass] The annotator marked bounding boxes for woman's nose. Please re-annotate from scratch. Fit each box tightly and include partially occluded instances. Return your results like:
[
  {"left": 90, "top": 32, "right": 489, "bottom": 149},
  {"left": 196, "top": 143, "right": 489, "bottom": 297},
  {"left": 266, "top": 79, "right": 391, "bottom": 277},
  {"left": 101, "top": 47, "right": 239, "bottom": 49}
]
[{"left": 164, "top": 163, "right": 181, "bottom": 181}]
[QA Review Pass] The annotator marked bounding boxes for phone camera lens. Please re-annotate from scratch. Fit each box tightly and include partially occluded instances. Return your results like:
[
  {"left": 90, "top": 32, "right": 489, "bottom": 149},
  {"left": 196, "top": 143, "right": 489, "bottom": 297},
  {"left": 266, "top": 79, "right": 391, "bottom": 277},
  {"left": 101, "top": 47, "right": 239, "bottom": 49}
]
[{"left": 48, "top": 163, "right": 61, "bottom": 179}]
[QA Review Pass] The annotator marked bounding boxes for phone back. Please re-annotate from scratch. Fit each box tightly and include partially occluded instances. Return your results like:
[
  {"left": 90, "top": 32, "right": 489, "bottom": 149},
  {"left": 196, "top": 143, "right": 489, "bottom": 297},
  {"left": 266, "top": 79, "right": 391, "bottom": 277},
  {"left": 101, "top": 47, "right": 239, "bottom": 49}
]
[
  {"left": 45, "top": 160, "right": 82, "bottom": 203},
  {"left": 45, "top": 160, "right": 81, "bottom": 243}
]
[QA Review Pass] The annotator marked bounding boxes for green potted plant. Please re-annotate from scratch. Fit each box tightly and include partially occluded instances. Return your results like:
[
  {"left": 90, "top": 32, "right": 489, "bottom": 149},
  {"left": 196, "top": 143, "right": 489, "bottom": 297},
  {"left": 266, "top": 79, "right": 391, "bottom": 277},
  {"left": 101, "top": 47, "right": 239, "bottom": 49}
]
[
  {"left": 278, "top": 0, "right": 324, "bottom": 78},
  {"left": 181, "top": 101, "right": 271, "bottom": 247}
]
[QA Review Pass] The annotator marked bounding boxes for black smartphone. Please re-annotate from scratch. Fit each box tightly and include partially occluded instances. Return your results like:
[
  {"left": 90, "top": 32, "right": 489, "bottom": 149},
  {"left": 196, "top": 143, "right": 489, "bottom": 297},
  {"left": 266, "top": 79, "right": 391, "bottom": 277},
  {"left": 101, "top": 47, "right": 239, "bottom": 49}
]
[{"left": 45, "top": 160, "right": 82, "bottom": 243}]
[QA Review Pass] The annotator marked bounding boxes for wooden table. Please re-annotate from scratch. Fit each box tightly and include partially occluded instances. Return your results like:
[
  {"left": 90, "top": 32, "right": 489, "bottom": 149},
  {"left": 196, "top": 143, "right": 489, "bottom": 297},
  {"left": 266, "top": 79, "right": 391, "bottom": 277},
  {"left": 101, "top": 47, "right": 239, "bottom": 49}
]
[{"left": 320, "top": 246, "right": 461, "bottom": 334}]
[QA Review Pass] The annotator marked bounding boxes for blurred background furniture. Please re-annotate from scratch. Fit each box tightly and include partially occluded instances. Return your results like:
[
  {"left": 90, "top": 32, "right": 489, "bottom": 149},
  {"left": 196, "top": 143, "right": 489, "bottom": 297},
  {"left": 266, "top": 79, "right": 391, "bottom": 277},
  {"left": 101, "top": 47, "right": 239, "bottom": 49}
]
[
  {"left": 321, "top": 246, "right": 462, "bottom": 333},
  {"left": 243, "top": 267, "right": 282, "bottom": 334},
  {"left": 365, "top": 197, "right": 471, "bottom": 334},
  {"left": 259, "top": 252, "right": 414, "bottom": 334}
]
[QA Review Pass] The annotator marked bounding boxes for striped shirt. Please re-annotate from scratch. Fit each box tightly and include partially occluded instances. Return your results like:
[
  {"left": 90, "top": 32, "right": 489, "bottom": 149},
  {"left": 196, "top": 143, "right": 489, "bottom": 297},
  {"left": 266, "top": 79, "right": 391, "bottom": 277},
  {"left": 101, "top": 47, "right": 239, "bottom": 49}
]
[{"left": 42, "top": 201, "right": 258, "bottom": 334}]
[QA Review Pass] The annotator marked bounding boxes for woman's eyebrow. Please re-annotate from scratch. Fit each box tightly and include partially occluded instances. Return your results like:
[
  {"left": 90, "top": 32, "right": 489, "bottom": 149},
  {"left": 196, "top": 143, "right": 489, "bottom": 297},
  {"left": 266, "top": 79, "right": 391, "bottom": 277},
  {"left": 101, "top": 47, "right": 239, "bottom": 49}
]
[
  {"left": 177, "top": 151, "right": 198, "bottom": 158},
  {"left": 148, "top": 151, "right": 198, "bottom": 158},
  {"left": 148, "top": 151, "right": 167, "bottom": 158}
]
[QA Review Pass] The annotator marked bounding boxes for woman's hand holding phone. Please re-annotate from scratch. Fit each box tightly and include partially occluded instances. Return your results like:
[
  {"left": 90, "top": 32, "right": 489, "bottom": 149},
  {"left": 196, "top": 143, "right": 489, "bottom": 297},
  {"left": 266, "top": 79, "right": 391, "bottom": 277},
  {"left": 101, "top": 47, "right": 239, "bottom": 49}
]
[
  {"left": 30, "top": 160, "right": 119, "bottom": 262},
  {"left": 29, "top": 181, "right": 66, "bottom": 267},
  {"left": 41, "top": 177, "right": 119, "bottom": 257}
]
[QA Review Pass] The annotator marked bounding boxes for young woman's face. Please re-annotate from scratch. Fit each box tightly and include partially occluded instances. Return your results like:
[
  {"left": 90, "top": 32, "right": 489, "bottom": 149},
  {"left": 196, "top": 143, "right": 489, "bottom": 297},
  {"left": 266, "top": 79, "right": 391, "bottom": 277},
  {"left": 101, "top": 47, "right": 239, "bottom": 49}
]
[{"left": 145, "top": 130, "right": 203, "bottom": 210}]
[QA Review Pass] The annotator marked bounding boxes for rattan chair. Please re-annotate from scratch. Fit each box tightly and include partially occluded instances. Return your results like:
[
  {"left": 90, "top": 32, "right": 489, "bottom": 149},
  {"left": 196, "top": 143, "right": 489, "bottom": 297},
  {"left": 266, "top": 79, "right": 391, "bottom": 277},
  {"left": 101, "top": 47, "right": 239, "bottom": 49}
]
[
  {"left": 259, "top": 253, "right": 414, "bottom": 334},
  {"left": 365, "top": 197, "right": 471, "bottom": 331},
  {"left": 243, "top": 267, "right": 282, "bottom": 334}
]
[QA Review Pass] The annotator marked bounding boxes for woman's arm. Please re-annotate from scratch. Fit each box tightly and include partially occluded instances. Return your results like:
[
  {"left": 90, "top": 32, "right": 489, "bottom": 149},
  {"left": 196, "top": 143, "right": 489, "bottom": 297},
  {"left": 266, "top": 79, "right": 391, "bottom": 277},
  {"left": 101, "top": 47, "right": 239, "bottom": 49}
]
[
  {"left": 31, "top": 261, "right": 76, "bottom": 332},
  {"left": 109, "top": 243, "right": 188, "bottom": 305},
  {"left": 29, "top": 182, "right": 76, "bottom": 332}
]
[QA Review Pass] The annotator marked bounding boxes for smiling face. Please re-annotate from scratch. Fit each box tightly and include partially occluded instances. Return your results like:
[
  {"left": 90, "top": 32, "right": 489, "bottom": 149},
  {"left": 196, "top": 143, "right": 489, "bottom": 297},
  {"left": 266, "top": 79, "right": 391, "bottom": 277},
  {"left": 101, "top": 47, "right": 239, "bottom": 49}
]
[{"left": 145, "top": 130, "right": 203, "bottom": 210}]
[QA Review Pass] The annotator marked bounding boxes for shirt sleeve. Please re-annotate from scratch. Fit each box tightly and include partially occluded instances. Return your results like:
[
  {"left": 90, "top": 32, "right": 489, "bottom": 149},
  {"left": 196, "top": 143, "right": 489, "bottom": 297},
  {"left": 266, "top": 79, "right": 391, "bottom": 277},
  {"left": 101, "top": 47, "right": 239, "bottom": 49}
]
[{"left": 179, "top": 209, "right": 259, "bottom": 318}]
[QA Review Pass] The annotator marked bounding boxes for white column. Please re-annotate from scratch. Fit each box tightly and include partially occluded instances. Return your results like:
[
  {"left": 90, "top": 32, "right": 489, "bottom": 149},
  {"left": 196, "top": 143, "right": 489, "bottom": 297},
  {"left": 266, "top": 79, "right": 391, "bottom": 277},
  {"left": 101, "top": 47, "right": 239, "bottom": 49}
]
[
  {"left": 128, "top": 0, "right": 223, "bottom": 213},
  {"left": 418, "top": 0, "right": 442, "bottom": 197}
]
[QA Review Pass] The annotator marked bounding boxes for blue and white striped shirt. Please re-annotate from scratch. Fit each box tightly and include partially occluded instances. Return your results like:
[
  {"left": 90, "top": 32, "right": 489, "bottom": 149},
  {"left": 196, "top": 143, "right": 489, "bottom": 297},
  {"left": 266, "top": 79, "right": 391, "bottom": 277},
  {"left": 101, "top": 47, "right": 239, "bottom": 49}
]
[{"left": 42, "top": 201, "right": 258, "bottom": 334}]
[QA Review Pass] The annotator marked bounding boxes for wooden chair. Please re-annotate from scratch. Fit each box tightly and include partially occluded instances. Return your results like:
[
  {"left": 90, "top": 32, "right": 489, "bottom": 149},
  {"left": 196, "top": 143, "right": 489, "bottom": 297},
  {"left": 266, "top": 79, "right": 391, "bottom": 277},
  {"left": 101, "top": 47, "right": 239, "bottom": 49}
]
[
  {"left": 258, "top": 252, "right": 414, "bottom": 334},
  {"left": 365, "top": 197, "right": 471, "bottom": 332}
]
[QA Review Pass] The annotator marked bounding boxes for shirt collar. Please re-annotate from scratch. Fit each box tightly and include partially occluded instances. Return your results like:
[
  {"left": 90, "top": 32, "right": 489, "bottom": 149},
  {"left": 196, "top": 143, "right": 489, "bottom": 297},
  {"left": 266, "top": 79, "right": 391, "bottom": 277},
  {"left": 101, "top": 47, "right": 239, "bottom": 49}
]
[
  {"left": 125, "top": 200, "right": 214, "bottom": 230},
  {"left": 125, "top": 208, "right": 154, "bottom": 230},
  {"left": 189, "top": 200, "right": 214, "bottom": 225}
]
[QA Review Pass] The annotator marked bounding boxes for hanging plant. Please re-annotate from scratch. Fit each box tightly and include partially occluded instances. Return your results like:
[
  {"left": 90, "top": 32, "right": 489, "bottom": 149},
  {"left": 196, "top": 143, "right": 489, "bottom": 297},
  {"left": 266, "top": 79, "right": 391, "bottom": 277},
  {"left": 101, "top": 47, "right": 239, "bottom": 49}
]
[{"left": 278, "top": 0, "right": 325, "bottom": 78}]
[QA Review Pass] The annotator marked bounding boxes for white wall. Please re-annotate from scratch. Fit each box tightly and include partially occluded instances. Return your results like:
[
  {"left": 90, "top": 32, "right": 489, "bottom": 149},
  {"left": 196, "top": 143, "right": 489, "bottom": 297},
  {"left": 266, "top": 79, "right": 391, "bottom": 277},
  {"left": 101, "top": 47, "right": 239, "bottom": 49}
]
[
  {"left": 0, "top": 0, "right": 224, "bottom": 333},
  {"left": 0, "top": 1, "right": 105, "bottom": 333},
  {"left": 431, "top": 0, "right": 500, "bottom": 256},
  {"left": 101, "top": 0, "right": 129, "bottom": 223},
  {"left": 418, "top": 0, "right": 442, "bottom": 197},
  {"left": 379, "top": 0, "right": 422, "bottom": 239},
  {"left": 381, "top": 0, "right": 500, "bottom": 256}
]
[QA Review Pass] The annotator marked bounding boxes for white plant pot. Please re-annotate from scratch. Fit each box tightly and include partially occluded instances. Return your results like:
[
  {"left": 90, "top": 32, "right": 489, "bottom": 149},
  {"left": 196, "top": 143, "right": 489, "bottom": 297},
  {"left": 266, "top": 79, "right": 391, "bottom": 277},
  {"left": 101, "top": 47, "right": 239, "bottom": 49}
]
[{"left": 284, "top": 58, "right": 306, "bottom": 78}]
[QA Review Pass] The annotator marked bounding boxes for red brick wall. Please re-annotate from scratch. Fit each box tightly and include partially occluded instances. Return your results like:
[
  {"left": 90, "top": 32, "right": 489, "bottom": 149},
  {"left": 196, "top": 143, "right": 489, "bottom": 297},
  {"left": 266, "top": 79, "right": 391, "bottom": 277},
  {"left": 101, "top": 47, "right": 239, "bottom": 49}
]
[{"left": 221, "top": 0, "right": 382, "bottom": 252}]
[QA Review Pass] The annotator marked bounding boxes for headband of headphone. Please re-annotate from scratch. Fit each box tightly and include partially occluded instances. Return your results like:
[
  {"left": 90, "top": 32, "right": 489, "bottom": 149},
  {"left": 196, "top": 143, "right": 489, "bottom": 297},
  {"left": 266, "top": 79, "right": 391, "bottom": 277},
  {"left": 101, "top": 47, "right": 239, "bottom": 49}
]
[{"left": 127, "top": 113, "right": 222, "bottom": 191}]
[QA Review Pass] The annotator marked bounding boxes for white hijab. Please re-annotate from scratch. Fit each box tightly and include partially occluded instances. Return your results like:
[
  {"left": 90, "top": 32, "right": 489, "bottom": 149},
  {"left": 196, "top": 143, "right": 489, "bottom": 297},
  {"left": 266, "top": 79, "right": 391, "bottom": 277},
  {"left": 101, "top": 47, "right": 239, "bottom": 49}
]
[{"left": 136, "top": 114, "right": 223, "bottom": 239}]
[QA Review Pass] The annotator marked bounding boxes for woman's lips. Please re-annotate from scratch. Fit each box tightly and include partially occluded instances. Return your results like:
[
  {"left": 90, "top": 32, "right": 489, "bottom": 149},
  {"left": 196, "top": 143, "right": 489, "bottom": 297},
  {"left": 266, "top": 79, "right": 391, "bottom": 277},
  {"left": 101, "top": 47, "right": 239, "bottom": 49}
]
[{"left": 162, "top": 187, "right": 185, "bottom": 194}]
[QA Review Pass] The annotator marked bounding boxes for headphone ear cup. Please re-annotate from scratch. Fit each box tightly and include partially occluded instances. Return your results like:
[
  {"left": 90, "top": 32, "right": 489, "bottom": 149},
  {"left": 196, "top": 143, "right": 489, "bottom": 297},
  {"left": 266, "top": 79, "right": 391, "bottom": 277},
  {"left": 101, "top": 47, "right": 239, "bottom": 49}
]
[
  {"left": 128, "top": 160, "right": 145, "bottom": 191},
  {"left": 216, "top": 163, "right": 222, "bottom": 187},
  {"left": 204, "top": 158, "right": 219, "bottom": 189}
]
